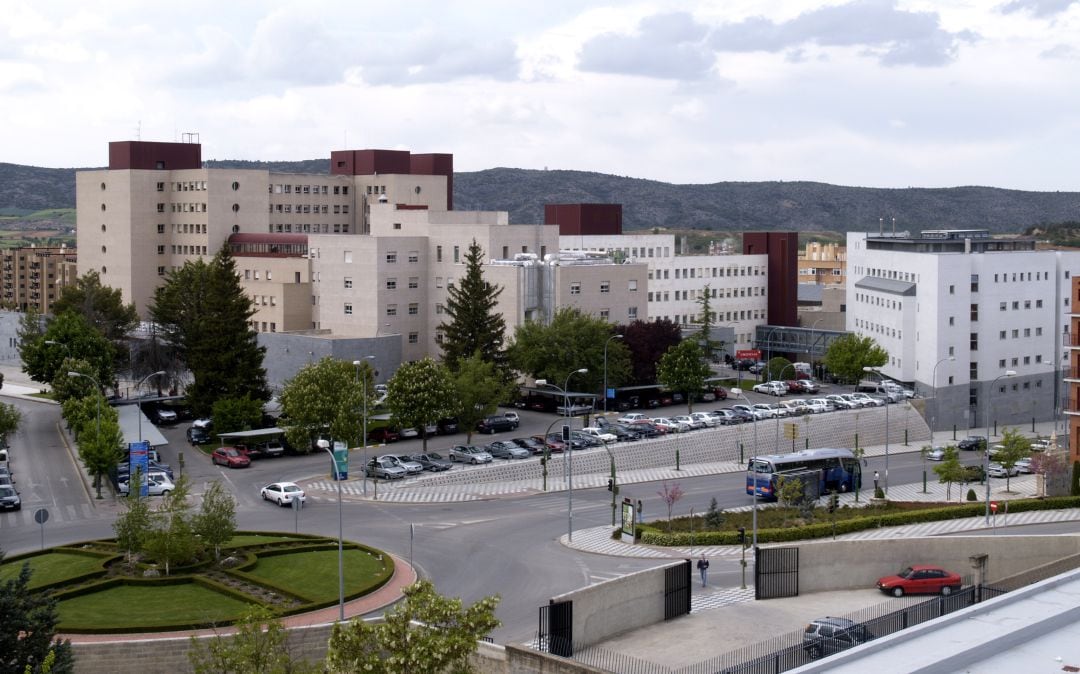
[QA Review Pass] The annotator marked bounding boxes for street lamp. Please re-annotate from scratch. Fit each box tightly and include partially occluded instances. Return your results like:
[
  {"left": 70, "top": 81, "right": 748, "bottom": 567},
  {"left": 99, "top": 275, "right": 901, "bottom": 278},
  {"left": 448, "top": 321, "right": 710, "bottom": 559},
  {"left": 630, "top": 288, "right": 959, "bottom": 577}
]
[
  {"left": 764, "top": 326, "right": 780, "bottom": 365},
  {"left": 863, "top": 366, "right": 890, "bottom": 495},
  {"left": 986, "top": 370, "right": 1016, "bottom": 525},
  {"left": 603, "top": 334, "right": 623, "bottom": 413},
  {"left": 135, "top": 371, "right": 166, "bottom": 445},
  {"left": 775, "top": 363, "right": 796, "bottom": 453},
  {"left": 931, "top": 356, "right": 956, "bottom": 443},
  {"left": 537, "top": 368, "right": 588, "bottom": 542},
  {"left": 808, "top": 318, "right": 824, "bottom": 376},
  {"left": 317, "top": 438, "right": 346, "bottom": 621},
  {"left": 67, "top": 371, "right": 103, "bottom": 499},
  {"left": 354, "top": 356, "right": 375, "bottom": 497}
]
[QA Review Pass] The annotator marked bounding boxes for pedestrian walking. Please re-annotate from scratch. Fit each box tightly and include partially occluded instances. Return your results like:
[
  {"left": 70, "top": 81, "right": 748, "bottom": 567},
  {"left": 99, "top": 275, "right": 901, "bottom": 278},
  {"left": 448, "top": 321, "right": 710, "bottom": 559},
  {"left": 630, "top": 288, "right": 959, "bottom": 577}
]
[
  {"left": 696, "top": 554, "right": 709, "bottom": 587},
  {"left": 873, "top": 470, "right": 880, "bottom": 492}
]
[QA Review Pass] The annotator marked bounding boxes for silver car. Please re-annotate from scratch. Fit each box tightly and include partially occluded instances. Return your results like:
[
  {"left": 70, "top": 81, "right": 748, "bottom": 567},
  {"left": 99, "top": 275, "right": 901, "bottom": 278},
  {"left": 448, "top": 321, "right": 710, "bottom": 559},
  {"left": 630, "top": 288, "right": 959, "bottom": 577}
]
[
  {"left": 365, "top": 456, "right": 407, "bottom": 480},
  {"left": 388, "top": 455, "right": 424, "bottom": 474},
  {"left": 449, "top": 445, "right": 493, "bottom": 464}
]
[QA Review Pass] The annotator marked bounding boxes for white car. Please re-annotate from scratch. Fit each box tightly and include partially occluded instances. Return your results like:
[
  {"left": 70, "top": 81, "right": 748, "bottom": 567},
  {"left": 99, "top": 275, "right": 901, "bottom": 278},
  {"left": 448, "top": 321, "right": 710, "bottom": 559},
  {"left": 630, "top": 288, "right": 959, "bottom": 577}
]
[
  {"left": 851, "top": 393, "right": 885, "bottom": 407},
  {"left": 752, "top": 403, "right": 785, "bottom": 419},
  {"left": 1015, "top": 457, "right": 1034, "bottom": 473},
  {"left": 826, "top": 394, "right": 857, "bottom": 410},
  {"left": 449, "top": 445, "right": 493, "bottom": 464},
  {"left": 119, "top": 472, "right": 174, "bottom": 496},
  {"left": 580, "top": 427, "right": 618, "bottom": 443},
  {"left": 617, "top": 413, "right": 649, "bottom": 424},
  {"left": 261, "top": 482, "right": 306, "bottom": 506},
  {"left": 753, "top": 382, "right": 785, "bottom": 396},
  {"left": 690, "top": 412, "right": 718, "bottom": 428},
  {"left": 651, "top": 417, "right": 690, "bottom": 433},
  {"left": 672, "top": 415, "right": 705, "bottom": 430},
  {"left": 804, "top": 399, "right": 830, "bottom": 414},
  {"left": 988, "top": 462, "right": 1020, "bottom": 478},
  {"left": 925, "top": 447, "right": 947, "bottom": 461}
]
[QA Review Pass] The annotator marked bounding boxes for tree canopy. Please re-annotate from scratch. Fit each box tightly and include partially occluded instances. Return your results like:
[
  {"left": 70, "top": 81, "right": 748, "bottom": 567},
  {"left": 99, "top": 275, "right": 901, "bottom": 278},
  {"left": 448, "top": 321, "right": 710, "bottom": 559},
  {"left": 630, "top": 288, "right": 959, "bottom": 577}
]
[
  {"left": 20, "top": 311, "right": 115, "bottom": 388},
  {"left": 508, "top": 307, "right": 631, "bottom": 396},
  {"left": 0, "top": 548, "right": 74, "bottom": 674},
  {"left": 823, "top": 334, "right": 888, "bottom": 383},
  {"left": 695, "top": 284, "right": 721, "bottom": 363},
  {"left": 149, "top": 244, "right": 269, "bottom": 416},
  {"left": 616, "top": 318, "right": 682, "bottom": 385},
  {"left": 279, "top": 358, "right": 372, "bottom": 453},
  {"left": 439, "top": 239, "right": 508, "bottom": 374},
  {"left": 656, "top": 339, "right": 711, "bottom": 413},
  {"left": 386, "top": 358, "right": 456, "bottom": 450},
  {"left": 51, "top": 270, "right": 139, "bottom": 345},
  {"left": 451, "top": 351, "right": 516, "bottom": 444}
]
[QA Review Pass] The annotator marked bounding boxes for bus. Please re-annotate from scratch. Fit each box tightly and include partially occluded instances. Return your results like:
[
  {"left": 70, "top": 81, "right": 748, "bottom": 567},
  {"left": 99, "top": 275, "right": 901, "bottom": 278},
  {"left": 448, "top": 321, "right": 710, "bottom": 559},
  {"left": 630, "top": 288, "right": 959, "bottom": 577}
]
[{"left": 746, "top": 448, "right": 861, "bottom": 500}]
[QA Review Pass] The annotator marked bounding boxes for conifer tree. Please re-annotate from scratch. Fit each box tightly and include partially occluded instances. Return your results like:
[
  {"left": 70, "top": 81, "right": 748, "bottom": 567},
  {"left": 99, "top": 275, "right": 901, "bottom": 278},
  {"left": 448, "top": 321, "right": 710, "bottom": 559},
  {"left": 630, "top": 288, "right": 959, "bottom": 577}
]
[{"left": 438, "top": 239, "right": 508, "bottom": 374}]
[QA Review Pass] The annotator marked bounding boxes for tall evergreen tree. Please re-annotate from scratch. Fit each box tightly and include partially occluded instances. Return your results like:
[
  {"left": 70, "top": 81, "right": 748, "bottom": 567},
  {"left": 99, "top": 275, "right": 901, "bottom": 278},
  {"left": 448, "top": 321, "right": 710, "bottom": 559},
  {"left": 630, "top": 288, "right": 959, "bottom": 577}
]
[
  {"left": 695, "top": 283, "right": 721, "bottom": 363},
  {"left": 438, "top": 239, "right": 508, "bottom": 373},
  {"left": 0, "top": 549, "right": 74, "bottom": 674},
  {"left": 149, "top": 244, "right": 269, "bottom": 416}
]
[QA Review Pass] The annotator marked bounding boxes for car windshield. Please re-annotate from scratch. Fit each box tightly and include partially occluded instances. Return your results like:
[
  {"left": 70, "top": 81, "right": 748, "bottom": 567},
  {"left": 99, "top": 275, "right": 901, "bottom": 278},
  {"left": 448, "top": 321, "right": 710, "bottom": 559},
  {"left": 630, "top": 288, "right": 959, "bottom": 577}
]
[
  {"left": 283, "top": 485, "right": 300, "bottom": 493},
  {"left": 897, "top": 567, "right": 916, "bottom": 579},
  {"left": 428, "top": 453, "right": 444, "bottom": 460},
  {"left": 225, "top": 449, "right": 240, "bottom": 456}
]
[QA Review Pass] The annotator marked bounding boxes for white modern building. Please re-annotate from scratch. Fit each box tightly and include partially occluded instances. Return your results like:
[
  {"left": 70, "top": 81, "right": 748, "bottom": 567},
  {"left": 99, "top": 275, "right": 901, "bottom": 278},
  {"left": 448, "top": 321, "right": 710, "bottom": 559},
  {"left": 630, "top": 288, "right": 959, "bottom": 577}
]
[
  {"left": 560, "top": 233, "right": 769, "bottom": 352},
  {"left": 846, "top": 230, "right": 1079, "bottom": 431}
]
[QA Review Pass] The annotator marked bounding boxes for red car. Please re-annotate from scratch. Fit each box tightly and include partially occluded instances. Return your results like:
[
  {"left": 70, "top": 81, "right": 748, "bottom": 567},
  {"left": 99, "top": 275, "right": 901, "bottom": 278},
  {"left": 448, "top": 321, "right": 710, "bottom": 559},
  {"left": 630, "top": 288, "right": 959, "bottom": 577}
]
[
  {"left": 367, "top": 427, "right": 400, "bottom": 444},
  {"left": 876, "top": 565, "right": 962, "bottom": 597},
  {"left": 212, "top": 446, "right": 250, "bottom": 469}
]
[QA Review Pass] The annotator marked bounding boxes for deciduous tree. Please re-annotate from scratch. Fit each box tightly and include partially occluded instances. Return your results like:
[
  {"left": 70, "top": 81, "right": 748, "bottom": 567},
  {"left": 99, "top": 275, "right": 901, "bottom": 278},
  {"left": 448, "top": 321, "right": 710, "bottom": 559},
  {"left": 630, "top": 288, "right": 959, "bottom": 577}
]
[
  {"left": 211, "top": 396, "right": 265, "bottom": 436},
  {"left": 325, "top": 579, "right": 499, "bottom": 674},
  {"left": 149, "top": 244, "right": 269, "bottom": 417},
  {"left": 0, "top": 401, "right": 22, "bottom": 441},
  {"left": 192, "top": 481, "right": 236, "bottom": 561},
  {"left": 279, "top": 358, "right": 370, "bottom": 454},
  {"left": 142, "top": 475, "right": 196, "bottom": 576},
  {"left": 189, "top": 606, "right": 312, "bottom": 674},
  {"left": 439, "top": 239, "right": 508, "bottom": 375},
  {"left": 386, "top": 359, "right": 456, "bottom": 451},
  {"left": 51, "top": 271, "right": 138, "bottom": 344},
  {"left": 451, "top": 351, "right": 516, "bottom": 444},
  {"left": 994, "top": 427, "right": 1030, "bottom": 492},
  {"left": 933, "top": 446, "right": 966, "bottom": 501},
  {"left": 656, "top": 481, "right": 684, "bottom": 532},
  {"left": 508, "top": 308, "right": 630, "bottom": 395},
  {"left": 20, "top": 312, "right": 114, "bottom": 389},
  {"left": 113, "top": 491, "right": 152, "bottom": 565},
  {"left": 656, "top": 340, "right": 711, "bottom": 413},
  {"left": 616, "top": 318, "right": 681, "bottom": 385},
  {"left": 823, "top": 334, "right": 888, "bottom": 384}
]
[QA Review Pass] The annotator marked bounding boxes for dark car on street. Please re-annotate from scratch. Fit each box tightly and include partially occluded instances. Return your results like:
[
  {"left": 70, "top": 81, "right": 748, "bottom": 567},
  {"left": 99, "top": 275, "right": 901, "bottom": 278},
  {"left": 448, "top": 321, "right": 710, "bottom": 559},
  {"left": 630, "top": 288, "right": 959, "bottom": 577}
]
[
  {"left": 606, "top": 424, "right": 642, "bottom": 442},
  {"left": 803, "top": 617, "right": 874, "bottom": 658},
  {"left": 186, "top": 425, "right": 212, "bottom": 445},
  {"left": 410, "top": 452, "right": 452, "bottom": 472},
  {"left": 958, "top": 436, "right": 987, "bottom": 451},
  {"left": 477, "top": 415, "right": 518, "bottom": 434},
  {"left": 512, "top": 437, "right": 548, "bottom": 455},
  {"left": 539, "top": 433, "right": 567, "bottom": 453},
  {"left": 367, "top": 427, "right": 400, "bottom": 444},
  {"left": 437, "top": 417, "right": 459, "bottom": 435}
]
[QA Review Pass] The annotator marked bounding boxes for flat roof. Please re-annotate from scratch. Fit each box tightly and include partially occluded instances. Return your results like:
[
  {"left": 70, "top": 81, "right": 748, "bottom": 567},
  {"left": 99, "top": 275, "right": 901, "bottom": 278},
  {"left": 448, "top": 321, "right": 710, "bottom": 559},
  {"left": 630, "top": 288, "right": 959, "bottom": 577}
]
[{"left": 116, "top": 405, "right": 169, "bottom": 448}]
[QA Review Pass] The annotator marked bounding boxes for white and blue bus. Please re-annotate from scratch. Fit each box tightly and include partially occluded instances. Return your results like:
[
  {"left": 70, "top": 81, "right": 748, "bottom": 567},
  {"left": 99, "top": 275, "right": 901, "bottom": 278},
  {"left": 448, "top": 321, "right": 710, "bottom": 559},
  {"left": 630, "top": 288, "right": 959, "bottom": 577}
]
[{"left": 746, "top": 448, "right": 861, "bottom": 499}]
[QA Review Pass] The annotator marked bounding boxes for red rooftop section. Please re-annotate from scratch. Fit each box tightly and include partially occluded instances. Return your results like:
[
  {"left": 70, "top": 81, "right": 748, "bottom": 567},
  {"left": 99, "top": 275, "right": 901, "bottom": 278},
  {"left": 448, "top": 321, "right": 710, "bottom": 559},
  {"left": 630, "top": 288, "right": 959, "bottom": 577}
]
[
  {"left": 544, "top": 204, "right": 623, "bottom": 236},
  {"left": 330, "top": 149, "right": 454, "bottom": 210},
  {"left": 108, "top": 141, "right": 202, "bottom": 171}
]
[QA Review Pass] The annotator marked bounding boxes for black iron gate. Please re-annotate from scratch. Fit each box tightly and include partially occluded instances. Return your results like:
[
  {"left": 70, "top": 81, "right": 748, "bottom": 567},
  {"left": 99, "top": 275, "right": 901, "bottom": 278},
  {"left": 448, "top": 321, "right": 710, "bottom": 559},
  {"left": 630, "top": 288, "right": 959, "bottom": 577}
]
[
  {"left": 755, "top": 546, "right": 799, "bottom": 599},
  {"left": 665, "top": 560, "right": 692, "bottom": 620},
  {"left": 538, "top": 599, "right": 573, "bottom": 657}
]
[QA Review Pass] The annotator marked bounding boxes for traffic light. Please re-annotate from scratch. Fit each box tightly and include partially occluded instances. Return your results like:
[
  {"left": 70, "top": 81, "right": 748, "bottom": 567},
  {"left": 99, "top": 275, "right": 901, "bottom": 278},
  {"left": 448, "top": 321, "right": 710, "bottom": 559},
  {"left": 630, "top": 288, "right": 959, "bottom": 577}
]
[
  {"left": 828, "top": 491, "right": 838, "bottom": 514},
  {"left": 607, "top": 478, "right": 614, "bottom": 492},
  {"left": 737, "top": 527, "right": 746, "bottom": 545},
  {"left": 540, "top": 456, "right": 546, "bottom": 467}
]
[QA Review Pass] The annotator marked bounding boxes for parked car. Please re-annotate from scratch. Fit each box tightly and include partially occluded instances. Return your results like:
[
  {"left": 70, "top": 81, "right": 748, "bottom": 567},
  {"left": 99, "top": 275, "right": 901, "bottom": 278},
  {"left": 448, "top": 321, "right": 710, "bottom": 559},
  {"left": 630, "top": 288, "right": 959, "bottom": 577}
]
[
  {"left": 798, "top": 380, "right": 821, "bottom": 394},
  {"left": 672, "top": 415, "right": 705, "bottom": 430},
  {"left": 410, "top": 452, "right": 453, "bottom": 471},
  {"left": 0, "top": 484, "right": 20, "bottom": 511},
  {"left": 260, "top": 482, "right": 306, "bottom": 506},
  {"left": 803, "top": 617, "right": 875, "bottom": 659},
  {"left": 539, "top": 434, "right": 567, "bottom": 453},
  {"left": 732, "top": 404, "right": 770, "bottom": 421},
  {"left": 752, "top": 403, "right": 785, "bottom": 419},
  {"left": 690, "top": 412, "right": 718, "bottom": 428},
  {"left": 850, "top": 392, "right": 885, "bottom": 407},
  {"left": 449, "top": 445, "right": 493, "bottom": 464},
  {"left": 486, "top": 440, "right": 530, "bottom": 459},
  {"left": 212, "top": 447, "right": 251, "bottom": 468},
  {"left": 925, "top": 446, "right": 947, "bottom": 461},
  {"left": 503, "top": 411, "right": 521, "bottom": 425},
  {"left": 752, "top": 382, "right": 785, "bottom": 396},
  {"left": 367, "top": 427, "right": 401, "bottom": 444},
  {"left": 437, "top": 417, "right": 460, "bottom": 435},
  {"left": 116, "top": 459, "right": 174, "bottom": 481},
  {"left": 606, "top": 424, "right": 644, "bottom": 441},
  {"left": 388, "top": 455, "right": 424, "bottom": 474},
  {"left": 512, "top": 437, "right": 548, "bottom": 455},
  {"left": 749, "top": 361, "right": 767, "bottom": 374},
  {"left": 254, "top": 439, "right": 285, "bottom": 458},
  {"left": 1015, "top": 457, "right": 1034, "bottom": 474},
  {"left": 803, "top": 399, "right": 829, "bottom": 414},
  {"left": 782, "top": 399, "right": 811, "bottom": 415},
  {"left": 876, "top": 565, "right": 962, "bottom": 597},
  {"left": 119, "top": 472, "right": 175, "bottom": 496},
  {"left": 477, "top": 415, "right": 518, "bottom": 434},
  {"left": 365, "top": 456, "right": 407, "bottom": 480},
  {"left": 988, "top": 462, "right": 1020, "bottom": 478},
  {"left": 580, "top": 426, "right": 618, "bottom": 443},
  {"left": 651, "top": 417, "right": 689, "bottom": 433},
  {"left": 825, "top": 394, "right": 857, "bottom": 410},
  {"left": 708, "top": 409, "right": 740, "bottom": 425},
  {"left": 570, "top": 432, "right": 603, "bottom": 448},
  {"left": 186, "top": 424, "right": 212, "bottom": 445},
  {"left": 840, "top": 394, "right": 869, "bottom": 408},
  {"left": 712, "top": 387, "right": 729, "bottom": 401},
  {"left": 617, "top": 413, "right": 649, "bottom": 424},
  {"left": 962, "top": 464, "right": 986, "bottom": 483},
  {"left": 958, "top": 436, "right": 987, "bottom": 451}
]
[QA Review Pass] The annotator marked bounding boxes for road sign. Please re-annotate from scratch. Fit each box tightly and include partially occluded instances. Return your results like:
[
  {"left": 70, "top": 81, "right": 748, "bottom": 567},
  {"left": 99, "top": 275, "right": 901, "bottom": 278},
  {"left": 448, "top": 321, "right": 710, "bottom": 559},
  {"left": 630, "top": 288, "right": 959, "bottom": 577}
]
[
  {"left": 34, "top": 508, "right": 49, "bottom": 524},
  {"left": 784, "top": 422, "right": 798, "bottom": 440},
  {"left": 991, "top": 501, "right": 998, "bottom": 513},
  {"left": 332, "top": 441, "right": 349, "bottom": 480},
  {"left": 736, "top": 349, "right": 761, "bottom": 360}
]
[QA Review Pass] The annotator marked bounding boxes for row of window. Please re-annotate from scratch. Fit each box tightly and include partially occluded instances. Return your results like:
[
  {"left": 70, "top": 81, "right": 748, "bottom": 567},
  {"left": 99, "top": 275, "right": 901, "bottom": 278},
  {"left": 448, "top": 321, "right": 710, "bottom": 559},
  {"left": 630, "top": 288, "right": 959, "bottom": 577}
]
[
  {"left": 998, "top": 299, "right": 1044, "bottom": 310},
  {"left": 968, "top": 379, "right": 1042, "bottom": 406},
  {"left": 272, "top": 204, "right": 349, "bottom": 215},
  {"left": 341, "top": 251, "right": 420, "bottom": 264},
  {"left": 854, "top": 320, "right": 903, "bottom": 341},
  {"left": 170, "top": 223, "right": 208, "bottom": 234},
  {"left": 271, "top": 184, "right": 350, "bottom": 195},
  {"left": 157, "top": 245, "right": 208, "bottom": 256},
  {"left": 799, "top": 268, "right": 843, "bottom": 275},
  {"left": 155, "top": 202, "right": 208, "bottom": 214},
  {"left": 854, "top": 293, "right": 903, "bottom": 310},
  {"left": 569, "top": 280, "right": 636, "bottom": 295},
  {"left": 159, "top": 181, "right": 207, "bottom": 192},
  {"left": 647, "top": 266, "right": 765, "bottom": 280},
  {"left": 650, "top": 286, "right": 763, "bottom": 302},
  {"left": 250, "top": 320, "right": 278, "bottom": 332},
  {"left": 269, "top": 224, "right": 347, "bottom": 234}
]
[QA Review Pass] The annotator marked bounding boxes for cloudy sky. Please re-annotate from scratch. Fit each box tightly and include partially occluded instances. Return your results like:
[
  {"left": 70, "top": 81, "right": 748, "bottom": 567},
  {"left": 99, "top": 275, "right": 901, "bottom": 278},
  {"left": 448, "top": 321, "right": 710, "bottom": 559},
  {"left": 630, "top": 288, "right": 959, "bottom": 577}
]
[{"left": 1, "top": 0, "right": 1079, "bottom": 190}]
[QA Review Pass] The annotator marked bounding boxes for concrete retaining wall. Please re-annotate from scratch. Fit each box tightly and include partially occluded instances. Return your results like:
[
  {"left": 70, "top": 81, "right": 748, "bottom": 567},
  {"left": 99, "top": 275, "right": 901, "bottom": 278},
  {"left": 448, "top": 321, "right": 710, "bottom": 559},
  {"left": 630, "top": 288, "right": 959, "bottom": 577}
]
[
  {"left": 790, "top": 534, "right": 1080, "bottom": 593},
  {"left": 551, "top": 560, "right": 684, "bottom": 650}
]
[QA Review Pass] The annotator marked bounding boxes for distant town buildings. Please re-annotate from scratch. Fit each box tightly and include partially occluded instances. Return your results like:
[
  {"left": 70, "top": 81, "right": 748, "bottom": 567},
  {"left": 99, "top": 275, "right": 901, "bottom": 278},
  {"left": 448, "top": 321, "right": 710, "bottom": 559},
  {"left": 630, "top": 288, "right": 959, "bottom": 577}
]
[
  {"left": 798, "top": 241, "right": 846, "bottom": 286},
  {"left": 0, "top": 245, "right": 78, "bottom": 314}
]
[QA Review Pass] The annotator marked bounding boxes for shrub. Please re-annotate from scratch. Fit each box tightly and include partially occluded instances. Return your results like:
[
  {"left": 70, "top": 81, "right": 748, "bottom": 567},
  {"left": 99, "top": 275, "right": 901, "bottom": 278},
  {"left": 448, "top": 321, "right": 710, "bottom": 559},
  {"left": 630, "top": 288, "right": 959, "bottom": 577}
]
[
  {"left": 966, "top": 488, "right": 978, "bottom": 501},
  {"left": 874, "top": 487, "right": 885, "bottom": 499}
]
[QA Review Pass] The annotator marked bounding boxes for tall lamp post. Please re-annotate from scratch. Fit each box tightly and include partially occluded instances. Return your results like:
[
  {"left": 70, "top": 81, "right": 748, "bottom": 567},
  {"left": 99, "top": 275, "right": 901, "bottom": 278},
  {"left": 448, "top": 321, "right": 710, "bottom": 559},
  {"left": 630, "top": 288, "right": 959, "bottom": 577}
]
[
  {"left": 931, "top": 356, "right": 956, "bottom": 443},
  {"left": 317, "top": 438, "right": 346, "bottom": 621},
  {"left": 354, "top": 356, "right": 375, "bottom": 497},
  {"left": 134, "top": 371, "right": 166, "bottom": 445},
  {"left": 986, "top": 370, "right": 1016, "bottom": 525},
  {"left": 537, "top": 368, "right": 588, "bottom": 542},
  {"left": 808, "top": 318, "right": 823, "bottom": 377},
  {"left": 775, "top": 363, "right": 796, "bottom": 453},
  {"left": 67, "top": 371, "right": 103, "bottom": 499},
  {"left": 603, "top": 334, "right": 623, "bottom": 413},
  {"left": 863, "top": 366, "right": 890, "bottom": 495},
  {"left": 764, "top": 326, "right": 780, "bottom": 366}
]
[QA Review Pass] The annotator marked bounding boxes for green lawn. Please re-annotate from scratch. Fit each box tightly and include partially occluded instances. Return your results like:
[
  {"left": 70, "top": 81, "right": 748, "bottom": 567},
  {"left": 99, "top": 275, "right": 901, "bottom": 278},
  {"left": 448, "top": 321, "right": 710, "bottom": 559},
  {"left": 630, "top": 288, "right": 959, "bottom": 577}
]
[
  {"left": 0, "top": 552, "right": 109, "bottom": 589},
  {"left": 57, "top": 582, "right": 252, "bottom": 630},
  {"left": 244, "top": 548, "right": 388, "bottom": 603},
  {"left": 226, "top": 534, "right": 310, "bottom": 547}
]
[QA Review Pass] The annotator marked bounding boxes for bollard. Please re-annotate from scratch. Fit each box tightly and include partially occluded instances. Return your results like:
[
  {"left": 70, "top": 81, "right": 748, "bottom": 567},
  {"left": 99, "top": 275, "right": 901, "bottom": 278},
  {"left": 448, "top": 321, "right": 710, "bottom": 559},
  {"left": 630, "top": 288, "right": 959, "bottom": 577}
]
[
  {"left": 739, "top": 443, "right": 744, "bottom": 463},
  {"left": 904, "top": 429, "right": 908, "bottom": 446},
  {"left": 676, "top": 449, "right": 681, "bottom": 471},
  {"left": 854, "top": 433, "right": 859, "bottom": 451},
  {"left": 1032, "top": 417, "right": 1035, "bottom": 433},
  {"left": 805, "top": 438, "right": 809, "bottom": 449},
  {"left": 953, "top": 425, "right": 957, "bottom": 441},
  {"left": 994, "top": 420, "right": 997, "bottom": 437},
  {"left": 922, "top": 471, "right": 927, "bottom": 493}
]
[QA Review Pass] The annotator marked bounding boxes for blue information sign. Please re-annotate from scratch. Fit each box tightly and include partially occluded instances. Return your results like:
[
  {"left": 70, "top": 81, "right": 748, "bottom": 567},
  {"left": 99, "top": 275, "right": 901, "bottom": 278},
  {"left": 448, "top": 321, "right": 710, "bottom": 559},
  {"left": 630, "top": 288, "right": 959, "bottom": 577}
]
[
  {"left": 332, "top": 441, "right": 349, "bottom": 480},
  {"left": 128, "top": 441, "right": 150, "bottom": 497}
]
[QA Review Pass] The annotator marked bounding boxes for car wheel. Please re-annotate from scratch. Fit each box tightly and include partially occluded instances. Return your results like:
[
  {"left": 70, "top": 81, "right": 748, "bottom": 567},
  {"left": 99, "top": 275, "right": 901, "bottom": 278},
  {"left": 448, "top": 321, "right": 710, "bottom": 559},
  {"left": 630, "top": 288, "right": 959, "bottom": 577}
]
[
  {"left": 806, "top": 645, "right": 822, "bottom": 659},
  {"left": 160, "top": 490, "right": 170, "bottom": 497},
  {"left": 277, "top": 497, "right": 284, "bottom": 506},
  {"left": 892, "top": 587, "right": 904, "bottom": 597},
  {"left": 472, "top": 457, "right": 480, "bottom": 464},
  {"left": 941, "top": 585, "right": 954, "bottom": 597},
  {"left": 262, "top": 492, "right": 268, "bottom": 501}
]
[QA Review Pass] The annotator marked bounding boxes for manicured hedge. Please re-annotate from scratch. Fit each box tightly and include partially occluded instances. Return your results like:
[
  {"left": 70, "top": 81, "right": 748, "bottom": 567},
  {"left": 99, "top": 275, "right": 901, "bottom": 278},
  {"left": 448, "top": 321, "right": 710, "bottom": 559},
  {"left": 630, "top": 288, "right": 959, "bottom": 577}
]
[{"left": 637, "top": 496, "right": 1080, "bottom": 546}]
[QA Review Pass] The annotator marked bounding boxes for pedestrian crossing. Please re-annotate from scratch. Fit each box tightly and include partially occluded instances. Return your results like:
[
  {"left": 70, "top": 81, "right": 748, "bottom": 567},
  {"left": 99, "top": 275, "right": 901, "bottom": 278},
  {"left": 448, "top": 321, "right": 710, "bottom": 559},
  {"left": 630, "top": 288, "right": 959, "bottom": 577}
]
[{"left": 0, "top": 501, "right": 101, "bottom": 529}]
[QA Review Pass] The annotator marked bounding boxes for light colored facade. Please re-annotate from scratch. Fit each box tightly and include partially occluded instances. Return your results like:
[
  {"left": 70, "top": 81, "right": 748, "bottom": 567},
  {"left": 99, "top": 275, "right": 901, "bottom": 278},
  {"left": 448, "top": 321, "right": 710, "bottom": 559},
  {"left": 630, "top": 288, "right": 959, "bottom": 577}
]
[
  {"left": 1067, "top": 276, "right": 1080, "bottom": 463},
  {"left": 0, "top": 245, "right": 78, "bottom": 313},
  {"left": 847, "top": 230, "right": 1078, "bottom": 431},
  {"left": 798, "top": 241, "right": 846, "bottom": 286},
  {"left": 560, "top": 233, "right": 768, "bottom": 350}
]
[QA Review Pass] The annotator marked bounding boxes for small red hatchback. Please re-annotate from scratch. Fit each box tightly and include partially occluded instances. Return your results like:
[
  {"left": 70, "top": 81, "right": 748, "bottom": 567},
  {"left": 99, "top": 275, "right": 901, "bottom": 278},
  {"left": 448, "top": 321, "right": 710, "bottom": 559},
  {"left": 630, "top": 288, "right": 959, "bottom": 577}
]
[
  {"left": 876, "top": 565, "right": 962, "bottom": 597},
  {"left": 212, "top": 446, "right": 251, "bottom": 469}
]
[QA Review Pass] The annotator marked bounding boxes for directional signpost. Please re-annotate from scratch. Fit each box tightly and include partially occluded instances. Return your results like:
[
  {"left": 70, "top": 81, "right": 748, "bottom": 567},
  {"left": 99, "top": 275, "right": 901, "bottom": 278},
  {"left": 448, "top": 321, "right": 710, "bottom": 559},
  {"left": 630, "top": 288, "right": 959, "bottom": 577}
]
[{"left": 35, "top": 507, "right": 49, "bottom": 550}]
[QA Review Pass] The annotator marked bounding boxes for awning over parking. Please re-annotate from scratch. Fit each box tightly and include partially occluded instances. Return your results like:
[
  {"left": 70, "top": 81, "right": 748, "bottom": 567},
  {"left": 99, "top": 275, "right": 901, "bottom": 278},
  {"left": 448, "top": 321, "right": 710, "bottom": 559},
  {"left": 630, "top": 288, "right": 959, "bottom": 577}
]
[
  {"left": 216, "top": 428, "right": 287, "bottom": 441},
  {"left": 116, "top": 405, "right": 169, "bottom": 448}
]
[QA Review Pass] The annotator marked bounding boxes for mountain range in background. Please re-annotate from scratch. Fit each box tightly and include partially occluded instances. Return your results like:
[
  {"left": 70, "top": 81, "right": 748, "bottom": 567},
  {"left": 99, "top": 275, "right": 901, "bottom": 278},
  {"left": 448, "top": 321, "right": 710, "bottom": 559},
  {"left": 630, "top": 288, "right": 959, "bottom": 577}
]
[{"left": 2, "top": 158, "right": 1080, "bottom": 235}]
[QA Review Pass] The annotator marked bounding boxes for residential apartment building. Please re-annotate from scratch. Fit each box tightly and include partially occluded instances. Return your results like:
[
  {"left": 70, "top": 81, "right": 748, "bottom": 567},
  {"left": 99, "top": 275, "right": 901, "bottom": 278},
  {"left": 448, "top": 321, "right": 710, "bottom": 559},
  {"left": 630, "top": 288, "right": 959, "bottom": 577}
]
[
  {"left": 847, "top": 229, "right": 1078, "bottom": 431},
  {"left": 0, "top": 245, "right": 78, "bottom": 313},
  {"left": 559, "top": 232, "right": 768, "bottom": 351},
  {"left": 1067, "top": 276, "right": 1080, "bottom": 464},
  {"left": 798, "top": 242, "right": 846, "bottom": 286}
]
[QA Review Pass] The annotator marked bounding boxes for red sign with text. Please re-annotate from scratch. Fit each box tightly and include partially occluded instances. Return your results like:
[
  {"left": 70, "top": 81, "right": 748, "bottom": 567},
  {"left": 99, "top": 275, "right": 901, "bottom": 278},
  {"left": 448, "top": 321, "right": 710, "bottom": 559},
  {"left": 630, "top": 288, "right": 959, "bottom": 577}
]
[{"left": 736, "top": 349, "right": 761, "bottom": 361}]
